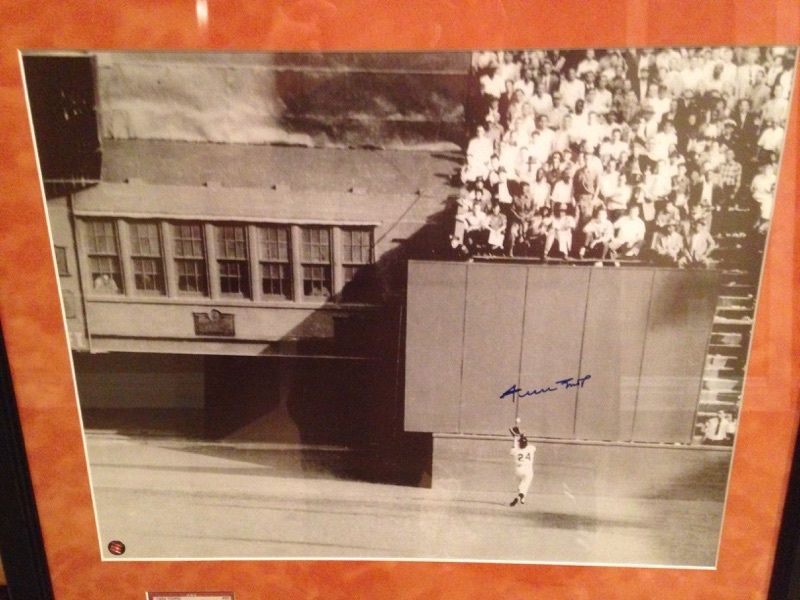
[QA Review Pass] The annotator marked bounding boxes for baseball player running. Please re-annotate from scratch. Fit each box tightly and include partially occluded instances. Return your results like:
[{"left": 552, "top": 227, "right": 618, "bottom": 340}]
[{"left": 509, "top": 418, "right": 535, "bottom": 507}]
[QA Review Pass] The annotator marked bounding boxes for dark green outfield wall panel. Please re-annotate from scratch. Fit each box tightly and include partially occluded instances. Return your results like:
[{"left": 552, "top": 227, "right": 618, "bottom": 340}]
[
  {"left": 575, "top": 269, "right": 654, "bottom": 442},
  {"left": 632, "top": 270, "right": 719, "bottom": 443},
  {"left": 459, "top": 264, "right": 526, "bottom": 434},
  {"left": 517, "top": 267, "right": 590, "bottom": 439},
  {"left": 404, "top": 262, "right": 467, "bottom": 433}
]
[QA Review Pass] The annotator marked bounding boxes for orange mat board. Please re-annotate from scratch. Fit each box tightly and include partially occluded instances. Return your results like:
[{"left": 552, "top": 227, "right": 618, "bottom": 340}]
[{"left": 0, "top": 1, "right": 798, "bottom": 599}]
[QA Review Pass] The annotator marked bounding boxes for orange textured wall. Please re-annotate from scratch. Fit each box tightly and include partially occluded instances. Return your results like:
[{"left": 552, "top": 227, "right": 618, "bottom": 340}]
[{"left": 0, "top": 2, "right": 798, "bottom": 599}]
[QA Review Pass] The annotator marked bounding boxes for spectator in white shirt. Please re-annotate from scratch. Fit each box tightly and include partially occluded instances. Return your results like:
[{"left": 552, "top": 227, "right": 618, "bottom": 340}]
[
  {"left": 610, "top": 204, "right": 646, "bottom": 257},
  {"left": 641, "top": 82, "right": 660, "bottom": 114},
  {"left": 598, "top": 159, "right": 620, "bottom": 202},
  {"left": 680, "top": 55, "right": 704, "bottom": 93},
  {"left": 498, "top": 135, "right": 521, "bottom": 175},
  {"left": 649, "top": 121, "right": 678, "bottom": 162},
  {"left": 466, "top": 125, "right": 494, "bottom": 181},
  {"left": 552, "top": 114, "right": 572, "bottom": 153},
  {"left": 773, "top": 55, "right": 794, "bottom": 99},
  {"left": 647, "top": 160, "right": 673, "bottom": 205},
  {"left": 472, "top": 51, "right": 498, "bottom": 71},
  {"left": 599, "top": 128, "right": 629, "bottom": 162},
  {"left": 751, "top": 163, "right": 776, "bottom": 230},
  {"left": 526, "top": 130, "right": 547, "bottom": 166},
  {"left": 566, "top": 112, "right": 586, "bottom": 148},
  {"left": 559, "top": 67, "right": 586, "bottom": 110},
  {"left": 530, "top": 168, "right": 551, "bottom": 211},
  {"left": 579, "top": 141, "right": 604, "bottom": 177},
  {"left": 757, "top": 118, "right": 785, "bottom": 156},
  {"left": 583, "top": 111, "right": 607, "bottom": 153},
  {"left": 514, "top": 67, "right": 535, "bottom": 98},
  {"left": 497, "top": 51, "right": 520, "bottom": 81},
  {"left": 514, "top": 101, "right": 536, "bottom": 146},
  {"left": 701, "top": 410, "right": 736, "bottom": 445},
  {"left": 480, "top": 67, "right": 506, "bottom": 100},
  {"left": 650, "top": 221, "right": 684, "bottom": 265},
  {"left": 546, "top": 91, "right": 570, "bottom": 130},
  {"left": 681, "top": 219, "right": 717, "bottom": 267},
  {"left": 550, "top": 171, "right": 573, "bottom": 209},
  {"left": 608, "top": 173, "right": 632, "bottom": 221},
  {"left": 577, "top": 48, "right": 600, "bottom": 77},
  {"left": 736, "top": 50, "right": 764, "bottom": 100},
  {"left": 580, "top": 205, "right": 615, "bottom": 260},
  {"left": 572, "top": 98, "right": 589, "bottom": 129},
  {"left": 718, "top": 47, "right": 738, "bottom": 87},
  {"left": 543, "top": 205, "right": 577, "bottom": 258},
  {"left": 530, "top": 80, "right": 554, "bottom": 116},
  {"left": 748, "top": 68, "right": 773, "bottom": 112},
  {"left": 593, "top": 76, "right": 613, "bottom": 114},
  {"left": 636, "top": 107, "right": 660, "bottom": 143},
  {"left": 464, "top": 202, "right": 489, "bottom": 251},
  {"left": 534, "top": 115, "right": 555, "bottom": 152},
  {"left": 762, "top": 87, "right": 789, "bottom": 124}
]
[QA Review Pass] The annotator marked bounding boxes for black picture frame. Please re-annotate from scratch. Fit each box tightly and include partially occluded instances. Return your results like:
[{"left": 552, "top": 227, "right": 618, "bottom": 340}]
[
  {"left": 769, "top": 404, "right": 800, "bottom": 599},
  {"left": 0, "top": 324, "right": 54, "bottom": 600}
]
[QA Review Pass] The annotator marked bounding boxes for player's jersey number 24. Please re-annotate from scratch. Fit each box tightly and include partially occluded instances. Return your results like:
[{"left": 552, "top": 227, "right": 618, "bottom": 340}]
[{"left": 515, "top": 451, "right": 533, "bottom": 468}]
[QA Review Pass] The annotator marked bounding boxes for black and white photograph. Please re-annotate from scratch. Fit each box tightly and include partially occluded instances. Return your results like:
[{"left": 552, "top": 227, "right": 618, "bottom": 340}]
[{"left": 22, "top": 45, "right": 795, "bottom": 567}]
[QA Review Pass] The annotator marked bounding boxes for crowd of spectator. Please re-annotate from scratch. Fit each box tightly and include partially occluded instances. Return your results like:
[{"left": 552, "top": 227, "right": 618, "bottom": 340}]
[{"left": 450, "top": 46, "right": 794, "bottom": 265}]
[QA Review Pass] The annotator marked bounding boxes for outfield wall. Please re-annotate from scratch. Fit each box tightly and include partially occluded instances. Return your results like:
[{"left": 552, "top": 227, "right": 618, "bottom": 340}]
[{"left": 405, "top": 262, "right": 720, "bottom": 445}]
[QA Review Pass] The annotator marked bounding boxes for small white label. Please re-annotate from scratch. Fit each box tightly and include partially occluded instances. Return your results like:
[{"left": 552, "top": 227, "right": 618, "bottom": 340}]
[{"left": 147, "top": 594, "right": 234, "bottom": 600}]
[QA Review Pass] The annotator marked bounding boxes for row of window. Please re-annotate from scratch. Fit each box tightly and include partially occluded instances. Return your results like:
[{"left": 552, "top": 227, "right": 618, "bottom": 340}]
[{"left": 81, "top": 220, "right": 375, "bottom": 303}]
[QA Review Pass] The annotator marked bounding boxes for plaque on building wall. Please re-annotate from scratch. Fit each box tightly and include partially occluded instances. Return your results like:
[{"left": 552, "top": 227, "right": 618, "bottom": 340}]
[{"left": 193, "top": 310, "right": 235, "bottom": 336}]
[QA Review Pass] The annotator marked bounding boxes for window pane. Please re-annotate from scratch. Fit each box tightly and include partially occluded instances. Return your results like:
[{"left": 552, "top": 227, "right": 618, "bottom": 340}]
[
  {"left": 87, "top": 220, "right": 117, "bottom": 254},
  {"left": 173, "top": 224, "right": 207, "bottom": 295},
  {"left": 130, "top": 223, "right": 161, "bottom": 257},
  {"left": 86, "top": 220, "right": 122, "bottom": 293},
  {"left": 90, "top": 256, "right": 122, "bottom": 294},
  {"left": 133, "top": 257, "right": 165, "bottom": 294},
  {"left": 54, "top": 246, "right": 69, "bottom": 276},
  {"left": 342, "top": 228, "right": 372, "bottom": 265},
  {"left": 261, "top": 262, "right": 291, "bottom": 299},
  {"left": 174, "top": 224, "right": 205, "bottom": 258},
  {"left": 176, "top": 259, "right": 207, "bottom": 294},
  {"left": 217, "top": 225, "right": 247, "bottom": 260},
  {"left": 219, "top": 260, "right": 250, "bottom": 296},
  {"left": 301, "top": 227, "right": 330, "bottom": 264},
  {"left": 342, "top": 230, "right": 353, "bottom": 263},
  {"left": 260, "top": 226, "right": 289, "bottom": 262},
  {"left": 302, "top": 264, "right": 331, "bottom": 298}
]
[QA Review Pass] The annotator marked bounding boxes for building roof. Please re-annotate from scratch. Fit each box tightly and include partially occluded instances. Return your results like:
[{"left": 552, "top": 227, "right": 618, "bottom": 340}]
[
  {"left": 100, "top": 138, "right": 461, "bottom": 198},
  {"left": 73, "top": 139, "right": 461, "bottom": 230}
]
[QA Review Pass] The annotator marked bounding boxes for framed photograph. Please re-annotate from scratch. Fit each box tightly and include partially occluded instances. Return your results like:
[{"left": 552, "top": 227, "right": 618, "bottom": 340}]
[{"left": 1, "top": 1, "right": 799, "bottom": 598}]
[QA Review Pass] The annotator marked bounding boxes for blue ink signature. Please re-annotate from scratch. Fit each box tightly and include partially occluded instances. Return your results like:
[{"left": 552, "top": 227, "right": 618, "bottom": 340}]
[{"left": 500, "top": 375, "right": 592, "bottom": 401}]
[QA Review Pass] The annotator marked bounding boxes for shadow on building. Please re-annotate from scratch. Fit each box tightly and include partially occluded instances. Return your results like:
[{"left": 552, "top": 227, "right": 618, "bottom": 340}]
[{"left": 74, "top": 166, "right": 463, "bottom": 489}]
